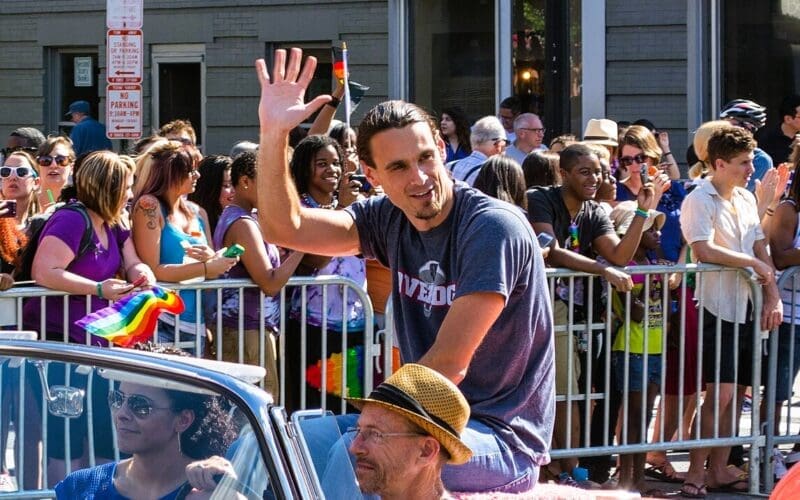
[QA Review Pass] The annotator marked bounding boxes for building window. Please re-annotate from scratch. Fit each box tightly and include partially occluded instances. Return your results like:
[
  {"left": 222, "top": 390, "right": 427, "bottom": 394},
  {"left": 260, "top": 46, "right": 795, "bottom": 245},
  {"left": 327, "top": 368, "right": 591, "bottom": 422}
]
[
  {"left": 722, "top": 1, "right": 800, "bottom": 121},
  {"left": 151, "top": 44, "right": 206, "bottom": 148},
  {"left": 511, "top": 0, "right": 582, "bottom": 138},
  {"left": 46, "top": 49, "right": 101, "bottom": 136},
  {"left": 408, "top": 0, "right": 496, "bottom": 121}
]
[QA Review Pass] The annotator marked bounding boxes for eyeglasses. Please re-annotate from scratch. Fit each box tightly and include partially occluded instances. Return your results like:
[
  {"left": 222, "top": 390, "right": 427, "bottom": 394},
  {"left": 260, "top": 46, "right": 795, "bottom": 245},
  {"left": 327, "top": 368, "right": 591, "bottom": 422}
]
[
  {"left": 618, "top": 153, "right": 649, "bottom": 168},
  {"left": 492, "top": 138, "right": 509, "bottom": 147},
  {"left": 519, "top": 127, "right": 546, "bottom": 134},
  {"left": 0, "top": 166, "right": 37, "bottom": 178},
  {"left": 345, "top": 426, "right": 425, "bottom": 445},
  {"left": 108, "top": 389, "right": 173, "bottom": 418},
  {"left": 38, "top": 155, "right": 72, "bottom": 167}
]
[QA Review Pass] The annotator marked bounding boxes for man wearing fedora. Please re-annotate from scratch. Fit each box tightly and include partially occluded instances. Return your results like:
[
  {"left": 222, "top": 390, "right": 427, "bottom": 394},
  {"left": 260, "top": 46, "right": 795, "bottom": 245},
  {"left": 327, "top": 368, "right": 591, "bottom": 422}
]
[
  {"left": 65, "top": 100, "right": 112, "bottom": 156},
  {"left": 347, "top": 363, "right": 471, "bottom": 499},
  {"left": 254, "top": 49, "right": 553, "bottom": 493}
]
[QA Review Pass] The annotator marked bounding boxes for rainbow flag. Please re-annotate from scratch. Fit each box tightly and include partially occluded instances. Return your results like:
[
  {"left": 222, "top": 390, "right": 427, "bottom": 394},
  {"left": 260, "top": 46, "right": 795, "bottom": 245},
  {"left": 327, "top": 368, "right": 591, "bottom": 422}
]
[{"left": 75, "top": 286, "right": 185, "bottom": 347}]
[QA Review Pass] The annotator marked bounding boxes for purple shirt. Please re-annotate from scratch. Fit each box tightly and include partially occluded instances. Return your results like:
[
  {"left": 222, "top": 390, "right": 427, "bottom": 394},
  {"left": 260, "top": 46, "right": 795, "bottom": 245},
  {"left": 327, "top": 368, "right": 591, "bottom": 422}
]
[
  {"left": 212, "top": 205, "right": 282, "bottom": 330},
  {"left": 24, "top": 209, "right": 129, "bottom": 344}
]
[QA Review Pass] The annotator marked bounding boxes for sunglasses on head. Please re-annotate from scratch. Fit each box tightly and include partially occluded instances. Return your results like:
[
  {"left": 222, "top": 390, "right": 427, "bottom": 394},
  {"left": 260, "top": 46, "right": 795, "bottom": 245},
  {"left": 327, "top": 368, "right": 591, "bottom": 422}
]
[
  {"left": 38, "top": 154, "right": 71, "bottom": 167},
  {"left": 0, "top": 166, "right": 37, "bottom": 178},
  {"left": 618, "top": 153, "right": 649, "bottom": 168},
  {"left": 108, "top": 389, "right": 173, "bottom": 418}
]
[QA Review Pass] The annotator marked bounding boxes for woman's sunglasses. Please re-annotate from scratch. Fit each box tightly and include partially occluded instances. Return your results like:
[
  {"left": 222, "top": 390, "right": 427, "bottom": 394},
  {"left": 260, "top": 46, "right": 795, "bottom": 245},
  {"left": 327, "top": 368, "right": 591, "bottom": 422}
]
[
  {"left": 38, "top": 154, "right": 72, "bottom": 167},
  {"left": 108, "top": 389, "right": 173, "bottom": 418},
  {"left": 0, "top": 166, "right": 37, "bottom": 179},
  {"left": 618, "top": 153, "right": 649, "bottom": 168}
]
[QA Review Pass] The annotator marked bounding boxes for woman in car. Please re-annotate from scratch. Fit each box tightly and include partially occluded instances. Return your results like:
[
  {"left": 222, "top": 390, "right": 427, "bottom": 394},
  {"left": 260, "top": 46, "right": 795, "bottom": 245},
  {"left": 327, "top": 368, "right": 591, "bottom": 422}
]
[{"left": 54, "top": 379, "right": 236, "bottom": 499}]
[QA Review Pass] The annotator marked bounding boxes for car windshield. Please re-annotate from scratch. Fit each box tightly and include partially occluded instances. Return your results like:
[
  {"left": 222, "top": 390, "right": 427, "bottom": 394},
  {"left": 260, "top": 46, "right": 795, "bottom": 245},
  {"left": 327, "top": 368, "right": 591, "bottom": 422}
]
[{"left": 0, "top": 354, "right": 274, "bottom": 499}]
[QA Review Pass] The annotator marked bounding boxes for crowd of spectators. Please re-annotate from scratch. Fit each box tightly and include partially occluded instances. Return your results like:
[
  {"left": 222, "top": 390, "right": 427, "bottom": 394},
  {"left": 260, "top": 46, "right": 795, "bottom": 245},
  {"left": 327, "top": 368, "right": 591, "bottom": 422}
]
[{"left": 4, "top": 63, "right": 800, "bottom": 496}]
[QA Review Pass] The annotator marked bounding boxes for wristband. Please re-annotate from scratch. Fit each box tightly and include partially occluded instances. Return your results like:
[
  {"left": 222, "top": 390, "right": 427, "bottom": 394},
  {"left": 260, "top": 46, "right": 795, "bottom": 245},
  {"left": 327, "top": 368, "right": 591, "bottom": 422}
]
[
  {"left": 202, "top": 261, "right": 208, "bottom": 278},
  {"left": 96, "top": 282, "right": 104, "bottom": 299},
  {"left": 634, "top": 207, "right": 649, "bottom": 219},
  {"left": 661, "top": 151, "right": 672, "bottom": 157},
  {"left": 766, "top": 208, "right": 775, "bottom": 216},
  {"left": 326, "top": 96, "right": 341, "bottom": 108}
]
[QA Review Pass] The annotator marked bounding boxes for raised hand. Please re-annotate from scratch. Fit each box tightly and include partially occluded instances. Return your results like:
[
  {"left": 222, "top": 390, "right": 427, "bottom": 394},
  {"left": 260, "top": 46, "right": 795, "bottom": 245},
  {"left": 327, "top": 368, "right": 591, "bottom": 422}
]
[{"left": 255, "top": 48, "right": 332, "bottom": 134}]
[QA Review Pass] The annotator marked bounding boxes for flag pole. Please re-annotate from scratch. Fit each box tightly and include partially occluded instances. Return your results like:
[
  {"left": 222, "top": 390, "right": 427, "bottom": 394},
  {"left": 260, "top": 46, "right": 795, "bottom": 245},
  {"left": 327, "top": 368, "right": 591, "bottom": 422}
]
[{"left": 342, "top": 42, "right": 351, "bottom": 131}]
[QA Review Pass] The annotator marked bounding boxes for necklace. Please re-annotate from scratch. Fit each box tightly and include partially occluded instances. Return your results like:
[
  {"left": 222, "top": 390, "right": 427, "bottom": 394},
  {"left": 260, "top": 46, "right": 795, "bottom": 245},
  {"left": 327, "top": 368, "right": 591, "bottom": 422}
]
[
  {"left": 568, "top": 217, "right": 580, "bottom": 252},
  {"left": 301, "top": 192, "right": 337, "bottom": 210}
]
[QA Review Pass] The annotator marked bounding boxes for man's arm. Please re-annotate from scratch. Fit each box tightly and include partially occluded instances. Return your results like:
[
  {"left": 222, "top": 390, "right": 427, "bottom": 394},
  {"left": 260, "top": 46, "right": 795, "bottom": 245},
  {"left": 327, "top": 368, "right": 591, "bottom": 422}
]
[
  {"left": 416, "top": 292, "right": 505, "bottom": 384},
  {"left": 254, "top": 49, "right": 360, "bottom": 257},
  {"left": 533, "top": 222, "right": 633, "bottom": 291},
  {"left": 753, "top": 238, "right": 783, "bottom": 331}
]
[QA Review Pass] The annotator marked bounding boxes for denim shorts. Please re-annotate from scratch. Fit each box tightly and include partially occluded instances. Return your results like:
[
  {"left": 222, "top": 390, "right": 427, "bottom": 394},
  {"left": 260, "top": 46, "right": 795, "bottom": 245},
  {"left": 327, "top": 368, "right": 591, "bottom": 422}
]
[{"left": 612, "top": 351, "right": 662, "bottom": 392}]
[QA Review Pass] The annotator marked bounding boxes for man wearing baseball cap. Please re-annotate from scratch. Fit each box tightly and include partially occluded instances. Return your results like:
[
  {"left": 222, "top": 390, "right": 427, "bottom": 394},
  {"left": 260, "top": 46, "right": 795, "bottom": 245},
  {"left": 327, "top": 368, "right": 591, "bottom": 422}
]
[
  {"left": 65, "top": 100, "right": 112, "bottom": 156},
  {"left": 347, "top": 363, "right": 472, "bottom": 499}
]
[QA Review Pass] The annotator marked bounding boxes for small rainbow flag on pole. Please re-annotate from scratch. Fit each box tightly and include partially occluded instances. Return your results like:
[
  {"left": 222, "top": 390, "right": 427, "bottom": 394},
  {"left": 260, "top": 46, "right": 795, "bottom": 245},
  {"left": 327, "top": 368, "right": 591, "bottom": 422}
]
[
  {"left": 332, "top": 42, "right": 352, "bottom": 130},
  {"left": 75, "top": 286, "right": 185, "bottom": 347}
]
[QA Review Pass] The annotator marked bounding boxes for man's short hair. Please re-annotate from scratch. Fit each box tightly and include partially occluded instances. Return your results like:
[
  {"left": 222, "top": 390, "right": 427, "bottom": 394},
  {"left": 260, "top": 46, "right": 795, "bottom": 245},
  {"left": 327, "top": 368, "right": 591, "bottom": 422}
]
[
  {"left": 706, "top": 126, "right": 757, "bottom": 166},
  {"left": 559, "top": 143, "right": 598, "bottom": 171},
  {"left": 469, "top": 116, "right": 506, "bottom": 150},
  {"left": 513, "top": 113, "right": 541, "bottom": 132},
  {"left": 10, "top": 127, "right": 46, "bottom": 149},
  {"left": 357, "top": 100, "right": 439, "bottom": 168},
  {"left": 779, "top": 95, "right": 800, "bottom": 121},
  {"left": 159, "top": 119, "right": 197, "bottom": 145},
  {"left": 499, "top": 96, "right": 521, "bottom": 114}
]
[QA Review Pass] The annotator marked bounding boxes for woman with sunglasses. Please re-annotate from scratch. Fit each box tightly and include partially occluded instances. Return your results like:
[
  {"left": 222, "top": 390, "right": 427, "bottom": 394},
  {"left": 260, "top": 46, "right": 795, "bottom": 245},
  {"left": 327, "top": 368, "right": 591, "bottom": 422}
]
[
  {"left": 0, "top": 150, "right": 40, "bottom": 228},
  {"left": 55, "top": 379, "right": 236, "bottom": 499},
  {"left": 616, "top": 125, "right": 686, "bottom": 263},
  {"left": 132, "top": 141, "right": 238, "bottom": 355},
  {"left": 35, "top": 136, "right": 74, "bottom": 210}
]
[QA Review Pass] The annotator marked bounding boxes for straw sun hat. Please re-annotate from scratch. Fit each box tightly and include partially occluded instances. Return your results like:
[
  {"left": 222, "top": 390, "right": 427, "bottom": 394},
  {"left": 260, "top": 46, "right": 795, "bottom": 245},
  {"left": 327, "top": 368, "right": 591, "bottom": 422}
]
[
  {"left": 347, "top": 363, "right": 473, "bottom": 464},
  {"left": 582, "top": 118, "right": 619, "bottom": 147}
]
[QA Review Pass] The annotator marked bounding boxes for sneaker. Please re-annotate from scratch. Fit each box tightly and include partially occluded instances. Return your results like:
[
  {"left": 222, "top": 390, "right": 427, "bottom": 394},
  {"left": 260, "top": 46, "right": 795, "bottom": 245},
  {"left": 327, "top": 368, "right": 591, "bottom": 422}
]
[
  {"left": 774, "top": 449, "right": 789, "bottom": 480},
  {"left": 559, "top": 472, "right": 579, "bottom": 488},
  {"left": 0, "top": 474, "right": 16, "bottom": 492},
  {"left": 742, "top": 394, "right": 752, "bottom": 413}
]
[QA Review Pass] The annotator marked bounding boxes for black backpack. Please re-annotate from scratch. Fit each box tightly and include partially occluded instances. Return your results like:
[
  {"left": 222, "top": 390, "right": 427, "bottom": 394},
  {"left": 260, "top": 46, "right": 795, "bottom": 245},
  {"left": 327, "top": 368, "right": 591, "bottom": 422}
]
[{"left": 15, "top": 202, "right": 94, "bottom": 283}]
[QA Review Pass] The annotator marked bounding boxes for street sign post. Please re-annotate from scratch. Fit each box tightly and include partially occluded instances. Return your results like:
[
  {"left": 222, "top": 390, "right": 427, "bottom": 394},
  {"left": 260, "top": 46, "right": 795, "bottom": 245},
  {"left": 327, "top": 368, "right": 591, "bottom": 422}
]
[
  {"left": 106, "top": 84, "right": 142, "bottom": 139},
  {"left": 107, "top": 29, "right": 142, "bottom": 84},
  {"left": 107, "top": 0, "right": 143, "bottom": 29}
]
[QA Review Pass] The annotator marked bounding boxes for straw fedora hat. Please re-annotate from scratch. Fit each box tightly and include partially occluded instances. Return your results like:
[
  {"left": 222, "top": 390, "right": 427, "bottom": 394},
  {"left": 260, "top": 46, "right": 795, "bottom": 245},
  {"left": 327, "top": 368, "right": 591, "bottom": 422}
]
[
  {"left": 347, "top": 363, "right": 473, "bottom": 464},
  {"left": 583, "top": 118, "right": 619, "bottom": 147}
]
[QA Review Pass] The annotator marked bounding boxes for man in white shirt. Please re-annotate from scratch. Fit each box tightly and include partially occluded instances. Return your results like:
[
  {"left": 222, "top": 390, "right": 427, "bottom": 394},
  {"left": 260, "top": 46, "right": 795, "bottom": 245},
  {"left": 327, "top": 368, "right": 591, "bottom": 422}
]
[
  {"left": 679, "top": 126, "right": 782, "bottom": 497},
  {"left": 448, "top": 116, "right": 507, "bottom": 186}
]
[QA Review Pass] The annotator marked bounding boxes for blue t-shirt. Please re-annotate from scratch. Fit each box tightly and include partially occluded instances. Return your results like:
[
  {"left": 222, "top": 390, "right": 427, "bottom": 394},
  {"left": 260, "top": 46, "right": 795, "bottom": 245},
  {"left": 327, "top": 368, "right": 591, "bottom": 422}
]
[
  {"left": 70, "top": 117, "right": 112, "bottom": 156},
  {"left": 55, "top": 462, "right": 184, "bottom": 499},
  {"left": 346, "top": 183, "right": 555, "bottom": 465}
]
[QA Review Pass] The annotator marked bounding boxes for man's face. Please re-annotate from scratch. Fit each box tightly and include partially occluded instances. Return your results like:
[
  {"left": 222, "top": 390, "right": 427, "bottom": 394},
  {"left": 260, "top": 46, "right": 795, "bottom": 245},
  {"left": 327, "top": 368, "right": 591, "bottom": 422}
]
[
  {"left": 716, "top": 150, "right": 755, "bottom": 188},
  {"left": 785, "top": 106, "right": 800, "bottom": 133},
  {"left": 560, "top": 154, "right": 602, "bottom": 201},
  {"left": 516, "top": 116, "right": 545, "bottom": 150},
  {"left": 348, "top": 404, "right": 427, "bottom": 496},
  {"left": 498, "top": 107, "right": 516, "bottom": 133},
  {"left": 363, "top": 122, "right": 453, "bottom": 231},
  {"left": 69, "top": 112, "right": 83, "bottom": 124}
]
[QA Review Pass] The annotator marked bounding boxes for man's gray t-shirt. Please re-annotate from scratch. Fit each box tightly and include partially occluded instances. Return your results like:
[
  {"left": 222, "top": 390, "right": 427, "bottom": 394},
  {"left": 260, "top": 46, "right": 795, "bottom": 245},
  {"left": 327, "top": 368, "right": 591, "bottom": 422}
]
[{"left": 346, "top": 183, "right": 555, "bottom": 464}]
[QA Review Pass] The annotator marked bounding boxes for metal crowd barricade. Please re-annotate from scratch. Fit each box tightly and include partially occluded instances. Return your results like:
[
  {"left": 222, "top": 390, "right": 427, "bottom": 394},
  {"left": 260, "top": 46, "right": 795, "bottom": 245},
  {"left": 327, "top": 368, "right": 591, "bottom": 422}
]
[
  {"left": 0, "top": 275, "right": 378, "bottom": 494},
  {"left": 764, "top": 265, "right": 800, "bottom": 492},
  {"left": 546, "top": 263, "right": 766, "bottom": 494}
]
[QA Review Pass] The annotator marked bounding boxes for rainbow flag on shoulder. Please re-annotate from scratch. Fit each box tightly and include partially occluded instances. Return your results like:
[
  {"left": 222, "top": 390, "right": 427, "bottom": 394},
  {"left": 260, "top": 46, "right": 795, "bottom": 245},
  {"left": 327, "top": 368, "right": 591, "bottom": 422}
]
[{"left": 75, "top": 286, "right": 185, "bottom": 347}]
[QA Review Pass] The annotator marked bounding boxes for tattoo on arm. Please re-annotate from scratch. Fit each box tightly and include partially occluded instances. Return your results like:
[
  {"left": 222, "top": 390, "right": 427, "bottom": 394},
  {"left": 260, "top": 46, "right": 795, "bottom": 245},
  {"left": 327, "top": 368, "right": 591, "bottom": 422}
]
[{"left": 138, "top": 196, "right": 159, "bottom": 230}]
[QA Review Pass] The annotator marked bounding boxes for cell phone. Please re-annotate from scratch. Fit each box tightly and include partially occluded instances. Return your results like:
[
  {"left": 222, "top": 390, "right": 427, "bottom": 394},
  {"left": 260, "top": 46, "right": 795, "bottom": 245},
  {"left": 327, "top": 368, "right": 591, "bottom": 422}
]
[
  {"left": 639, "top": 165, "right": 649, "bottom": 185},
  {"left": 0, "top": 200, "right": 16, "bottom": 218},
  {"left": 223, "top": 244, "right": 245, "bottom": 258},
  {"left": 350, "top": 174, "right": 372, "bottom": 193},
  {"left": 536, "top": 232, "right": 555, "bottom": 249},
  {"left": 131, "top": 275, "right": 147, "bottom": 287}
]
